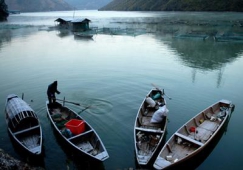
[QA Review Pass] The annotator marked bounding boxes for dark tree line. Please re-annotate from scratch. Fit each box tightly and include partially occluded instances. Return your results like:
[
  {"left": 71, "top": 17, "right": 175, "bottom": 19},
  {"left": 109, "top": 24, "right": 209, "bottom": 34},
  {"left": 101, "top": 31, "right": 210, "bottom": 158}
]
[{"left": 0, "top": 0, "right": 8, "bottom": 21}]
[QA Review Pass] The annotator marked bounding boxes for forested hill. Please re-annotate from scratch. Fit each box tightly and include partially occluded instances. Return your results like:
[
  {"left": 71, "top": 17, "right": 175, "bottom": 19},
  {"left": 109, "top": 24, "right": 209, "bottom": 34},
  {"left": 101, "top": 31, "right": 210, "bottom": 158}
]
[{"left": 99, "top": 0, "right": 243, "bottom": 12}]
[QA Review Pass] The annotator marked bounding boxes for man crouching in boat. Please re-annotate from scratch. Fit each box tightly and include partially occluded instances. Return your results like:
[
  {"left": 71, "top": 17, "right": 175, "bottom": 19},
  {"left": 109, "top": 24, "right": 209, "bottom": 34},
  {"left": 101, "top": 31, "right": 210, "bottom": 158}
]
[
  {"left": 145, "top": 95, "right": 168, "bottom": 123},
  {"left": 47, "top": 81, "right": 61, "bottom": 106}
]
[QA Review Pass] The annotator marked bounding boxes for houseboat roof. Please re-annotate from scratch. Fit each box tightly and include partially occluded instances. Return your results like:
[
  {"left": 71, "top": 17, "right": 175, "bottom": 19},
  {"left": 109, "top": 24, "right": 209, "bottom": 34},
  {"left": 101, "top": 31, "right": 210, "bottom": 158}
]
[
  {"left": 55, "top": 18, "right": 73, "bottom": 22},
  {"left": 71, "top": 18, "right": 91, "bottom": 23},
  {"left": 55, "top": 18, "right": 91, "bottom": 24}
]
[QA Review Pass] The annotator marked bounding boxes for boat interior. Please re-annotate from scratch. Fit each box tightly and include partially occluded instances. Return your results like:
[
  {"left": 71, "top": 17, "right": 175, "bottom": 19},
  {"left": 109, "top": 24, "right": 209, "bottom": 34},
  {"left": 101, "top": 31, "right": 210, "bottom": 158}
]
[
  {"left": 7, "top": 111, "right": 41, "bottom": 154},
  {"left": 135, "top": 128, "right": 164, "bottom": 156},
  {"left": 135, "top": 90, "right": 167, "bottom": 163},
  {"left": 136, "top": 90, "right": 166, "bottom": 130},
  {"left": 156, "top": 101, "right": 230, "bottom": 166},
  {"left": 48, "top": 102, "right": 104, "bottom": 156},
  {"left": 16, "top": 128, "right": 41, "bottom": 154}
]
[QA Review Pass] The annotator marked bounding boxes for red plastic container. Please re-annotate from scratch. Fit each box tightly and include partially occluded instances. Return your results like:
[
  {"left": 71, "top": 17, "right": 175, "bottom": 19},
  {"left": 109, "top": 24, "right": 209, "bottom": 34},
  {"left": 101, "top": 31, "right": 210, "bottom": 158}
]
[
  {"left": 190, "top": 126, "right": 196, "bottom": 132},
  {"left": 65, "top": 119, "right": 85, "bottom": 135}
]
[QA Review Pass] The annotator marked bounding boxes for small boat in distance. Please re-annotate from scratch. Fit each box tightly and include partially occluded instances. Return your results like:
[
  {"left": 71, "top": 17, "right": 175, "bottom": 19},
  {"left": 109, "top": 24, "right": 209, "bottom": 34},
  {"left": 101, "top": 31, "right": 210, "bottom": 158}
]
[
  {"left": 5, "top": 94, "right": 43, "bottom": 155},
  {"left": 46, "top": 100, "right": 109, "bottom": 161},
  {"left": 134, "top": 88, "right": 168, "bottom": 165},
  {"left": 153, "top": 99, "right": 235, "bottom": 170},
  {"left": 214, "top": 33, "right": 243, "bottom": 42},
  {"left": 73, "top": 32, "right": 94, "bottom": 39}
]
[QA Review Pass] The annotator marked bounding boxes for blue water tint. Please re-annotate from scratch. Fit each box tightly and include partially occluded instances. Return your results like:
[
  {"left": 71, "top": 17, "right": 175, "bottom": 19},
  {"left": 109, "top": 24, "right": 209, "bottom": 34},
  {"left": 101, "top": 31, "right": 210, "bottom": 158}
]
[{"left": 0, "top": 11, "right": 243, "bottom": 170}]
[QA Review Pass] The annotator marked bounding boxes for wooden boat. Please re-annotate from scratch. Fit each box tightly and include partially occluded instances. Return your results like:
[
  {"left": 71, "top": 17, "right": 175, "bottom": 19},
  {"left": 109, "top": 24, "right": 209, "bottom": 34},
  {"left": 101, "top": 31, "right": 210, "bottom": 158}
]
[
  {"left": 173, "top": 33, "right": 208, "bottom": 40},
  {"left": 153, "top": 99, "right": 235, "bottom": 170},
  {"left": 73, "top": 32, "right": 93, "bottom": 38},
  {"left": 134, "top": 88, "right": 168, "bottom": 165},
  {"left": 214, "top": 34, "right": 243, "bottom": 42},
  {"left": 5, "top": 94, "right": 43, "bottom": 155},
  {"left": 46, "top": 100, "right": 109, "bottom": 161}
]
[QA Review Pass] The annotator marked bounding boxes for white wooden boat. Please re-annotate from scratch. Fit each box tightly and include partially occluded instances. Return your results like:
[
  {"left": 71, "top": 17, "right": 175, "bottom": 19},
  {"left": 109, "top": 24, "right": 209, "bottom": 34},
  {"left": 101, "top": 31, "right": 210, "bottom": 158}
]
[
  {"left": 5, "top": 94, "right": 43, "bottom": 155},
  {"left": 134, "top": 88, "right": 168, "bottom": 165},
  {"left": 46, "top": 100, "right": 109, "bottom": 161},
  {"left": 153, "top": 99, "right": 235, "bottom": 170}
]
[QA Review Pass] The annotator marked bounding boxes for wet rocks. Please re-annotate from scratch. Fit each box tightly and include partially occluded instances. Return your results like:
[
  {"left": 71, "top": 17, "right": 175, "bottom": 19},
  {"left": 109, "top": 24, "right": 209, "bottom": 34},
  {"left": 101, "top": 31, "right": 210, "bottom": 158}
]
[{"left": 0, "top": 149, "right": 44, "bottom": 170}]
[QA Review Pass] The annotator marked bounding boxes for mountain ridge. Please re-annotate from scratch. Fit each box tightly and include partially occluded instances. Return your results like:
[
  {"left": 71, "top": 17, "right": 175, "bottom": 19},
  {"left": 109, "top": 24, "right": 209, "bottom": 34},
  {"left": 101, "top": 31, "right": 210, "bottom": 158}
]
[
  {"left": 100, "top": 0, "right": 243, "bottom": 12},
  {"left": 3, "top": 0, "right": 243, "bottom": 15}
]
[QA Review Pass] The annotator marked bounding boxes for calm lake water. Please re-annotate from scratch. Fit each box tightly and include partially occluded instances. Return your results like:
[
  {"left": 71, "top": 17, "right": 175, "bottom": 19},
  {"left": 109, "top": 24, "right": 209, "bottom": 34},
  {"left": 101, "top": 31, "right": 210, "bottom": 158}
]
[{"left": 0, "top": 10, "right": 243, "bottom": 170}]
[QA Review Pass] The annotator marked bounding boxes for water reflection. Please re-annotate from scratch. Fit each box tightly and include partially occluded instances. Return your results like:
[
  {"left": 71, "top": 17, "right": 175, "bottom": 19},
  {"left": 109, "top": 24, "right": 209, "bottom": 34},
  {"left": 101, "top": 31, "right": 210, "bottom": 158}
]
[
  {"left": 0, "top": 29, "right": 12, "bottom": 50},
  {"left": 0, "top": 29, "right": 12, "bottom": 40},
  {"left": 55, "top": 29, "right": 72, "bottom": 38},
  {"left": 171, "top": 39, "right": 242, "bottom": 70},
  {"left": 169, "top": 39, "right": 243, "bottom": 87},
  {"left": 0, "top": 24, "right": 41, "bottom": 48},
  {"left": 191, "top": 66, "right": 225, "bottom": 88},
  {"left": 1, "top": 21, "right": 242, "bottom": 90}
]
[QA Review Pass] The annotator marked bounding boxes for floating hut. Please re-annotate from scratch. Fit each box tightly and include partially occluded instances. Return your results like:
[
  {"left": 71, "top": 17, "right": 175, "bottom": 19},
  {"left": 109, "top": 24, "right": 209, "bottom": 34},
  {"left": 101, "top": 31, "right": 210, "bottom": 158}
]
[
  {"left": 54, "top": 18, "right": 91, "bottom": 32},
  {"left": 71, "top": 18, "right": 91, "bottom": 32},
  {"left": 55, "top": 18, "right": 73, "bottom": 29}
]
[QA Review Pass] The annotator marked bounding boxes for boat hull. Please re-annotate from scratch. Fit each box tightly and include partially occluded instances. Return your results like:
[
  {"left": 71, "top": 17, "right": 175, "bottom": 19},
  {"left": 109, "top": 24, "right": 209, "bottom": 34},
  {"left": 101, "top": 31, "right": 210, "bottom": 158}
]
[
  {"left": 46, "top": 101, "right": 109, "bottom": 161},
  {"left": 5, "top": 94, "right": 43, "bottom": 156},
  {"left": 134, "top": 88, "right": 168, "bottom": 165},
  {"left": 153, "top": 99, "right": 234, "bottom": 169}
]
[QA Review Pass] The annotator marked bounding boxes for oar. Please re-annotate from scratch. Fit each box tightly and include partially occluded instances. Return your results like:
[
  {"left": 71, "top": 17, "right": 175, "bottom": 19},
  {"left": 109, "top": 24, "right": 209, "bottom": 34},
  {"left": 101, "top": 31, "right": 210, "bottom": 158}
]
[
  {"left": 55, "top": 98, "right": 81, "bottom": 106},
  {"left": 77, "top": 105, "right": 93, "bottom": 114},
  {"left": 151, "top": 83, "right": 172, "bottom": 100},
  {"left": 56, "top": 98, "right": 94, "bottom": 113}
]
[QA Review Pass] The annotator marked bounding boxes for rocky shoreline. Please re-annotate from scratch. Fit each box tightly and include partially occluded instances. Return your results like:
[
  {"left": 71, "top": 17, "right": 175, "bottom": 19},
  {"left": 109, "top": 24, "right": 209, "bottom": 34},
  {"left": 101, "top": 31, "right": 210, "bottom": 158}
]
[{"left": 0, "top": 149, "right": 44, "bottom": 170}]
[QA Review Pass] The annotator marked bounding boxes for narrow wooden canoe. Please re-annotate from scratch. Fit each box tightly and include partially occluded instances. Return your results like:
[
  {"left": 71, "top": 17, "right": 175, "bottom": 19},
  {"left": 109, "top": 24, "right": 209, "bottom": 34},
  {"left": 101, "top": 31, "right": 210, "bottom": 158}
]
[
  {"left": 5, "top": 94, "right": 43, "bottom": 155},
  {"left": 46, "top": 101, "right": 109, "bottom": 161},
  {"left": 134, "top": 88, "right": 168, "bottom": 165},
  {"left": 153, "top": 99, "right": 235, "bottom": 170}
]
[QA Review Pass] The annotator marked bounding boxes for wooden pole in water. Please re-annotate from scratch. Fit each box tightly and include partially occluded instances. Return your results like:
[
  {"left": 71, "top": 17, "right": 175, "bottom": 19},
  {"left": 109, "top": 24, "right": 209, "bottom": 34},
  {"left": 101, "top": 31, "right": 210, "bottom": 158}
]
[{"left": 63, "top": 97, "right": 65, "bottom": 106}]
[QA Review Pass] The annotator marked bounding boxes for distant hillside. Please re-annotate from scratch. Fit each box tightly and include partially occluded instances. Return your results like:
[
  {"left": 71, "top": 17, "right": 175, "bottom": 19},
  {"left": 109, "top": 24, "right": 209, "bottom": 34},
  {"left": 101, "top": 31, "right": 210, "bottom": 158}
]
[
  {"left": 5, "top": 0, "right": 73, "bottom": 12},
  {"left": 100, "top": 0, "right": 243, "bottom": 12},
  {"left": 65, "top": 0, "right": 112, "bottom": 10}
]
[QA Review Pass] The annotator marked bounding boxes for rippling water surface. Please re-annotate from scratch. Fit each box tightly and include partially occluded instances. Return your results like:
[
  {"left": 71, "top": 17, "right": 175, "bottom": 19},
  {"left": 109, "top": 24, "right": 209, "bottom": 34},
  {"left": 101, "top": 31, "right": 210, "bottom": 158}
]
[{"left": 0, "top": 10, "right": 243, "bottom": 170}]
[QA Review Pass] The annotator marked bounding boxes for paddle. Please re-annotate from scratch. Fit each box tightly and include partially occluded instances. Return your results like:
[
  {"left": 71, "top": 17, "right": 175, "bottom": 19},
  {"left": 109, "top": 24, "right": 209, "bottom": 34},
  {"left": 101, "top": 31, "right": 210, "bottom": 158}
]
[
  {"left": 77, "top": 105, "right": 93, "bottom": 114},
  {"left": 56, "top": 97, "right": 111, "bottom": 115},
  {"left": 56, "top": 98, "right": 95, "bottom": 114},
  {"left": 151, "top": 83, "right": 172, "bottom": 100},
  {"left": 55, "top": 98, "right": 81, "bottom": 106}
]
